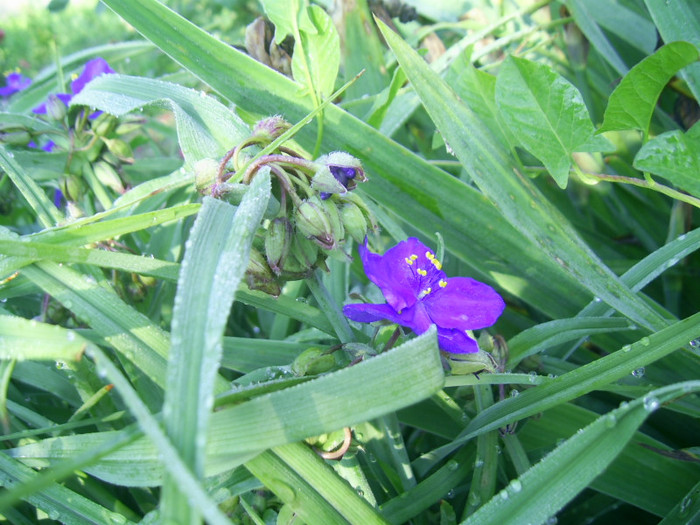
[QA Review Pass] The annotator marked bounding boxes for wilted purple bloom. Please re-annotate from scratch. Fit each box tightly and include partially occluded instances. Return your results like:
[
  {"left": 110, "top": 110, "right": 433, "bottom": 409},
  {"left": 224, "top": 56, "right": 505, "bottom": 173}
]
[
  {"left": 343, "top": 238, "right": 505, "bottom": 354},
  {"left": 0, "top": 72, "right": 32, "bottom": 97},
  {"left": 320, "top": 166, "right": 360, "bottom": 200},
  {"left": 33, "top": 57, "right": 114, "bottom": 115}
]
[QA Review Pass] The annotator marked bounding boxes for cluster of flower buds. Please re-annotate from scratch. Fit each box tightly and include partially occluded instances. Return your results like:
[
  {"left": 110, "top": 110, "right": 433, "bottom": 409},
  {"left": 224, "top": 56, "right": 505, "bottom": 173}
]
[
  {"left": 196, "top": 115, "right": 377, "bottom": 295},
  {"left": 1, "top": 59, "right": 141, "bottom": 217}
]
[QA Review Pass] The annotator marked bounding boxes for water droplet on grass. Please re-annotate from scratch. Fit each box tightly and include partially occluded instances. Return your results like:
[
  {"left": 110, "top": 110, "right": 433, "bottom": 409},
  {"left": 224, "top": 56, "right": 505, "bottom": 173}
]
[
  {"left": 643, "top": 395, "right": 660, "bottom": 412},
  {"left": 631, "top": 367, "right": 645, "bottom": 378},
  {"left": 509, "top": 479, "right": 522, "bottom": 493}
]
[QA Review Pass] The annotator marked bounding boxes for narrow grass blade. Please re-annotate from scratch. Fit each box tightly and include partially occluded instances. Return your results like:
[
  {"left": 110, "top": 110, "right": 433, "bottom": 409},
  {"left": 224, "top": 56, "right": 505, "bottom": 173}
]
[
  {"left": 464, "top": 381, "right": 700, "bottom": 524},
  {"left": 0, "top": 316, "right": 87, "bottom": 361},
  {"left": 160, "top": 171, "right": 270, "bottom": 522}
]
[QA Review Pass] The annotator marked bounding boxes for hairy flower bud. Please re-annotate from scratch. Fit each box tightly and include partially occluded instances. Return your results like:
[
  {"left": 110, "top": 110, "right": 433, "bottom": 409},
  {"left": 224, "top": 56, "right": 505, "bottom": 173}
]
[
  {"left": 102, "top": 138, "right": 133, "bottom": 163},
  {"left": 91, "top": 112, "right": 117, "bottom": 136},
  {"left": 93, "top": 161, "right": 125, "bottom": 194},
  {"left": 443, "top": 349, "right": 498, "bottom": 375},
  {"left": 46, "top": 94, "right": 67, "bottom": 121},
  {"left": 60, "top": 174, "right": 85, "bottom": 202},
  {"left": 291, "top": 347, "right": 337, "bottom": 376},
  {"left": 315, "top": 151, "right": 366, "bottom": 199},
  {"left": 245, "top": 248, "right": 281, "bottom": 296},
  {"left": 295, "top": 197, "right": 334, "bottom": 250},
  {"left": 0, "top": 130, "right": 31, "bottom": 146},
  {"left": 265, "top": 217, "right": 293, "bottom": 275},
  {"left": 253, "top": 115, "right": 291, "bottom": 141},
  {"left": 340, "top": 202, "right": 368, "bottom": 244},
  {"left": 194, "top": 158, "right": 220, "bottom": 195}
]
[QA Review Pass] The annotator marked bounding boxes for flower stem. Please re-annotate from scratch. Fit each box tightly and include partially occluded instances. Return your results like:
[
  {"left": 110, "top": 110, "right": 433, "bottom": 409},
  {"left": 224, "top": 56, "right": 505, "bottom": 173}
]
[
  {"left": 306, "top": 270, "right": 354, "bottom": 344},
  {"left": 577, "top": 170, "right": 700, "bottom": 209}
]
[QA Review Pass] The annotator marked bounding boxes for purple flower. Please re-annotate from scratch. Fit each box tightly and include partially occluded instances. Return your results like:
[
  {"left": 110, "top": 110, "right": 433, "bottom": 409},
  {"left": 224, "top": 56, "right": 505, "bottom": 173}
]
[
  {"left": 343, "top": 238, "right": 505, "bottom": 354},
  {"left": 33, "top": 57, "right": 114, "bottom": 115},
  {"left": 320, "top": 165, "right": 359, "bottom": 200},
  {"left": 0, "top": 72, "right": 32, "bottom": 97}
]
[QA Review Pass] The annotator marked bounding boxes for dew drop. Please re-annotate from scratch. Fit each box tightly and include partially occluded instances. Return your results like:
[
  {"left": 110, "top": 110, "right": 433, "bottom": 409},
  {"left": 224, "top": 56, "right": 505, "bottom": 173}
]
[
  {"left": 528, "top": 371, "right": 538, "bottom": 383},
  {"left": 639, "top": 337, "right": 650, "bottom": 347},
  {"left": 356, "top": 489, "right": 364, "bottom": 497},
  {"left": 500, "top": 490, "right": 509, "bottom": 500},
  {"left": 604, "top": 413, "right": 616, "bottom": 428},
  {"left": 509, "top": 479, "right": 523, "bottom": 493},
  {"left": 110, "top": 514, "right": 127, "bottom": 525},
  {"left": 689, "top": 339, "right": 700, "bottom": 348},
  {"left": 680, "top": 494, "right": 692, "bottom": 515},
  {"left": 510, "top": 389, "right": 520, "bottom": 397},
  {"left": 468, "top": 492, "right": 481, "bottom": 505},
  {"left": 48, "top": 509, "right": 60, "bottom": 520},
  {"left": 474, "top": 459, "right": 484, "bottom": 469},
  {"left": 622, "top": 345, "right": 632, "bottom": 353},
  {"left": 643, "top": 395, "right": 660, "bottom": 412},
  {"left": 446, "top": 459, "right": 459, "bottom": 471},
  {"left": 446, "top": 489, "right": 455, "bottom": 499},
  {"left": 631, "top": 367, "right": 645, "bottom": 378},
  {"left": 66, "top": 331, "right": 76, "bottom": 342},
  {"left": 593, "top": 296, "right": 601, "bottom": 303}
]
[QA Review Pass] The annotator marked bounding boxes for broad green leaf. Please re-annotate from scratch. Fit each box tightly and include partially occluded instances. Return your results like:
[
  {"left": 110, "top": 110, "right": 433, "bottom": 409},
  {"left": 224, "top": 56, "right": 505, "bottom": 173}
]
[
  {"left": 259, "top": 0, "right": 315, "bottom": 44},
  {"left": 160, "top": 171, "right": 271, "bottom": 522},
  {"left": 291, "top": 5, "right": 340, "bottom": 99},
  {"left": 11, "top": 327, "right": 444, "bottom": 487},
  {"left": 99, "top": 0, "right": 599, "bottom": 320},
  {"left": 72, "top": 74, "right": 250, "bottom": 170},
  {"left": 0, "top": 316, "right": 87, "bottom": 362},
  {"left": 634, "top": 121, "right": 700, "bottom": 198},
  {"left": 465, "top": 382, "right": 700, "bottom": 524},
  {"left": 644, "top": 0, "right": 700, "bottom": 101},
  {"left": 599, "top": 41, "right": 699, "bottom": 135},
  {"left": 496, "top": 56, "right": 609, "bottom": 188},
  {"left": 377, "top": 20, "right": 667, "bottom": 332}
]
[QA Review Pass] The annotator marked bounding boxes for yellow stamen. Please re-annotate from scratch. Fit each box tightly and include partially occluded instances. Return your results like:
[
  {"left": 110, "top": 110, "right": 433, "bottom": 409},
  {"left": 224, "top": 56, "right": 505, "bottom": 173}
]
[
  {"left": 417, "top": 268, "right": 427, "bottom": 276},
  {"left": 418, "top": 287, "right": 432, "bottom": 299},
  {"left": 425, "top": 251, "right": 442, "bottom": 269},
  {"left": 439, "top": 279, "right": 447, "bottom": 288},
  {"left": 405, "top": 257, "right": 413, "bottom": 265},
  {"left": 410, "top": 254, "right": 418, "bottom": 261}
]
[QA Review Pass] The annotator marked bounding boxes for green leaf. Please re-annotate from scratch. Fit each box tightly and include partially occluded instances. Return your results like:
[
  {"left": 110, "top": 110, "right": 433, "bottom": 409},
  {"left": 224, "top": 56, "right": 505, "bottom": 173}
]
[
  {"left": 160, "top": 171, "right": 271, "bottom": 521},
  {"left": 599, "top": 41, "right": 699, "bottom": 135},
  {"left": 644, "top": 0, "right": 700, "bottom": 101},
  {"left": 465, "top": 382, "right": 700, "bottom": 524},
  {"left": 634, "top": 121, "right": 700, "bottom": 198},
  {"left": 259, "top": 0, "right": 315, "bottom": 44},
  {"left": 564, "top": 0, "right": 629, "bottom": 75},
  {"left": 292, "top": 5, "right": 340, "bottom": 99},
  {"left": 71, "top": 74, "right": 250, "bottom": 170},
  {"left": 0, "top": 146, "right": 62, "bottom": 228},
  {"left": 495, "top": 56, "right": 606, "bottom": 188},
  {"left": 0, "top": 316, "right": 87, "bottom": 362},
  {"left": 246, "top": 443, "right": 390, "bottom": 525}
]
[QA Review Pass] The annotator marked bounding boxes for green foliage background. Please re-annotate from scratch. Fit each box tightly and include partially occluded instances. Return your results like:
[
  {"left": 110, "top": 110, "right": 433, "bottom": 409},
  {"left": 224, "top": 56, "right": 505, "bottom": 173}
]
[{"left": 0, "top": 0, "right": 699, "bottom": 524}]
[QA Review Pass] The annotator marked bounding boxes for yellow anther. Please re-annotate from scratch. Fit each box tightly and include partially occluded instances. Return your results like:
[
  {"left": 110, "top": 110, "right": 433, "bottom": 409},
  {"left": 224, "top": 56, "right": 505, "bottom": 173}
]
[
  {"left": 417, "top": 268, "right": 427, "bottom": 276},
  {"left": 425, "top": 251, "right": 442, "bottom": 269},
  {"left": 439, "top": 279, "right": 447, "bottom": 288},
  {"left": 417, "top": 287, "right": 432, "bottom": 299},
  {"left": 405, "top": 257, "right": 414, "bottom": 265},
  {"left": 410, "top": 254, "right": 418, "bottom": 261}
]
